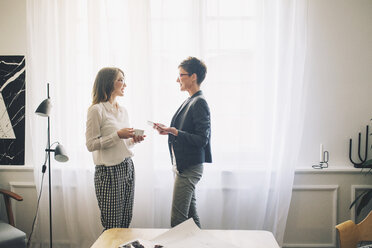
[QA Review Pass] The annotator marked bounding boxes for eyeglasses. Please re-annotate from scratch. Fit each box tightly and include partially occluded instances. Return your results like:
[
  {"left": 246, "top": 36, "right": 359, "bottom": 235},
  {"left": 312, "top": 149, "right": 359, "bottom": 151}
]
[{"left": 178, "top": 73, "right": 191, "bottom": 79}]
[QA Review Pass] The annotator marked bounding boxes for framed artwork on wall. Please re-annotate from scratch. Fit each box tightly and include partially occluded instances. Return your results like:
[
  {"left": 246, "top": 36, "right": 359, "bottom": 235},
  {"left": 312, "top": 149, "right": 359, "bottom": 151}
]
[{"left": 0, "top": 56, "right": 25, "bottom": 165}]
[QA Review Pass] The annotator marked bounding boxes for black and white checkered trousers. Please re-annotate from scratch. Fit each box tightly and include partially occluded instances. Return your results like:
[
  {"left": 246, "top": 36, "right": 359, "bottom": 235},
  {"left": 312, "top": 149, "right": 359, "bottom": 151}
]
[{"left": 94, "top": 157, "right": 135, "bottom": 230}]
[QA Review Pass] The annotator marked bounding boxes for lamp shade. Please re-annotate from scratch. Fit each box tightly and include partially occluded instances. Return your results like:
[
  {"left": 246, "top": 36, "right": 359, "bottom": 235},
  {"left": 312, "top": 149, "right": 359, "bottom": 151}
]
[
  {"left": 54, "top": 144, "right": 69, "bottom": 162},
  {"left": 35, "top": 98, "right": 51, "bottom": 117}
]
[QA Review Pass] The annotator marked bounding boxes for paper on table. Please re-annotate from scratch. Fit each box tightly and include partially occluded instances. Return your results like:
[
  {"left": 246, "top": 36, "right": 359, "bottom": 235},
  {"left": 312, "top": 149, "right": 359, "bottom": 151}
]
[
  {"left": 151, "top": 218, "right": 240, "bottom": 248},
  {"left": 118, "top": 219, "right": 239, "bottom": 248}
]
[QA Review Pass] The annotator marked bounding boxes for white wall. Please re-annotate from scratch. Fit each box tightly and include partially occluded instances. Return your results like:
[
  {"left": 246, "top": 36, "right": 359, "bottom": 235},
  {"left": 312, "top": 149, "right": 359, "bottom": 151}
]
[
  {"left": 0, "top": 0, "right": 26, "bottom": 54},
  {"left": 283, "top": 2, "right": 372, "bottom": 247},
  {"left": 298, "top": 0, "right": 372, "bottom": 168}
]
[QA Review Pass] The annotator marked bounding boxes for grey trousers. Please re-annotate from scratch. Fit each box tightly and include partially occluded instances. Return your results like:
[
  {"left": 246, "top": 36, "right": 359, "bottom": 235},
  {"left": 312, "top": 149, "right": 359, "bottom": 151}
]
[{"left": 171, "top": 164, "right": 203, "bottom": 228}]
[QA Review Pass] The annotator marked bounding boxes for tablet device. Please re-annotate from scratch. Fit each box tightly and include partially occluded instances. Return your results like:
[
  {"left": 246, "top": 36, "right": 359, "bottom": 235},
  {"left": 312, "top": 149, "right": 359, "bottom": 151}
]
[{"left": 147, "top": 120, "right": 156, "bottom": 126}]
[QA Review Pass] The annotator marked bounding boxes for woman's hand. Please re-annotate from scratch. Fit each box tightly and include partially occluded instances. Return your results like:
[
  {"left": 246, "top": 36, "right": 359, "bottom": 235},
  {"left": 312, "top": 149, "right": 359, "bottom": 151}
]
[
  {"left": 153, "top": 123, "right": 178, "bottom": 136},
  {"left": 133, "top": 135, "right": 146, "bottom": 143},
  {"left": 153, "top": 123, "right": 168, "bottom": 135},
  {"left": 117, "top": 128, "right": 135, "bottom": 139}
]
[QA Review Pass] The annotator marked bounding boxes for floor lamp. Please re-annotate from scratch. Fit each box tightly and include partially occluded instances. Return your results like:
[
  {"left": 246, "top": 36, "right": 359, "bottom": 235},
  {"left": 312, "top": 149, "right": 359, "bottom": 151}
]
[{"left": 35, "top": 83, "right": 69, "bottom": 248}]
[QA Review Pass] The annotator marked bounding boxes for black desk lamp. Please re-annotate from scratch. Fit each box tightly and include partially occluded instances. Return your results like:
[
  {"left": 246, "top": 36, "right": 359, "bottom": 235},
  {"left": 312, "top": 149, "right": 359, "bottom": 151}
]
[{"left": 35, "top": 83, "right": 68, "bottom": 248}]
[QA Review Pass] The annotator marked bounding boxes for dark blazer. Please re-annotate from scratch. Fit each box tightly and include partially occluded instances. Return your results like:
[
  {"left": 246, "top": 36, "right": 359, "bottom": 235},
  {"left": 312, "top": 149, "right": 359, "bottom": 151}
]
[{"left": 168, "top": 90, "right": 212, "bottom": 172}]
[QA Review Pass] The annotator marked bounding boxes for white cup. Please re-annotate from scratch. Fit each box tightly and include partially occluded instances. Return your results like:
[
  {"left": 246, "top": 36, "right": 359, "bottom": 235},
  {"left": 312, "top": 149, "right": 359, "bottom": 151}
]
[{"left": 134, "top": 129, "right": 144, "bottom": 136}]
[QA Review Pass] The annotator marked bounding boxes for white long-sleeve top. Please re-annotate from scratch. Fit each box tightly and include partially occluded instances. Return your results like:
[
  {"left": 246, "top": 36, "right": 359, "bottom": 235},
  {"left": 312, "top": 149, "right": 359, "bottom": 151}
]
[{"left": 85, "top": 101, "right": 134, "bottom": 166}]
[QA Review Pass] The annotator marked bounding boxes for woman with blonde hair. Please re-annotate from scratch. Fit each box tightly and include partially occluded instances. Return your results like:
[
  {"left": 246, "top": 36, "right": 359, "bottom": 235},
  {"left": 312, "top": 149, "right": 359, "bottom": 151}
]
[{"left": 86, "top": 67, "right": 145, "bottom": 230}]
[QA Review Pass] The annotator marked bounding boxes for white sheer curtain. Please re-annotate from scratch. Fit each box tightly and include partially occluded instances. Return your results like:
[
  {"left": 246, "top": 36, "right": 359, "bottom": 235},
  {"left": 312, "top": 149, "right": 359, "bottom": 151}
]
[
  {"left": 148, "top": 0, "right": 308, "bottom": 245},
  {"left": 27, "top": 0, "right": 152, "bottom": 247},
  {"left": 27, "top": 0, "right": 307, "bottom": 247}
]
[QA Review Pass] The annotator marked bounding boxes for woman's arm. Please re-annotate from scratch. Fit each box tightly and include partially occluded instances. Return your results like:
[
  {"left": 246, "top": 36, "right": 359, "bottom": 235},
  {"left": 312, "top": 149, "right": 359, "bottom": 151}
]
[
  {"left": 176, "top": 99, "right": 211, "bottom": 148},
  {"left": 85, "top": 106, "right": 121, "bottom": 152}
]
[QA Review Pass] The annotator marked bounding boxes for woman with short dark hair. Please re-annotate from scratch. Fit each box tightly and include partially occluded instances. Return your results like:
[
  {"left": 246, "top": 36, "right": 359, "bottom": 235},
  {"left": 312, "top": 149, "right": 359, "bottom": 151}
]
[{"left": 154, "top": 57, "right": 212, "bottom": 227}]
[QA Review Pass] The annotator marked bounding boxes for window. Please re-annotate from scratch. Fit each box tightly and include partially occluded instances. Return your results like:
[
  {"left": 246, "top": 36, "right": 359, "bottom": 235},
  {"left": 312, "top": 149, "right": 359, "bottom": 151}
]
[{"left": 150, "top": 0, "right": 266, "bottom": 169}]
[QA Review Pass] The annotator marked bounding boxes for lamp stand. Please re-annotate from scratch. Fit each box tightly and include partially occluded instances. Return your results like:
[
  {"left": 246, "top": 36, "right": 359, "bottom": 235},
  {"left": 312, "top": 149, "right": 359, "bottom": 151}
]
[
  {"left": 36, "top": 83, "right": 68, "bottom": 248},
  {"left": 47, "top": 114, "right": 53, "bottom": 248},
  {"left": 44, "top": 83, "right": 53, "bottom": 248}
]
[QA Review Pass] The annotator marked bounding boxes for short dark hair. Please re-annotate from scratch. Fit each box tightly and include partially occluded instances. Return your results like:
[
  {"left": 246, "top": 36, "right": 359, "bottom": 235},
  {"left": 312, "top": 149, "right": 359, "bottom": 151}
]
[{"left": 178, "top": 57, "right": 207, "bottom": 85}]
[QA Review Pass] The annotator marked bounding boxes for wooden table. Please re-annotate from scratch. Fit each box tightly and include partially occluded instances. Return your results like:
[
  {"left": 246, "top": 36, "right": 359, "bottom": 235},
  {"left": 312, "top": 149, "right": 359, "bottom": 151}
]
[{"left": 90, "top": 227, "right": 280, "bottom": 248}]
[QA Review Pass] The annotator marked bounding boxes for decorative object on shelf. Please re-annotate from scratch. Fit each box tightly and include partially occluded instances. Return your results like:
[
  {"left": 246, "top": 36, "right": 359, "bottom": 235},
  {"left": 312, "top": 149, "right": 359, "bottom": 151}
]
[
  {"left": 312, "top": 144, "right": 329, "bottom": 169},
  {"left": 349, "top": 120, "right": 372, "bottom": 221},
  {"left": 349, "top": 125, "right": 372, "bottom": 168},
  {"left": 35, "top": 83, "right": 69, "bottom": 248},
  {"left": 0, "top": 55, "right": 26, "bottom": 165}
]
